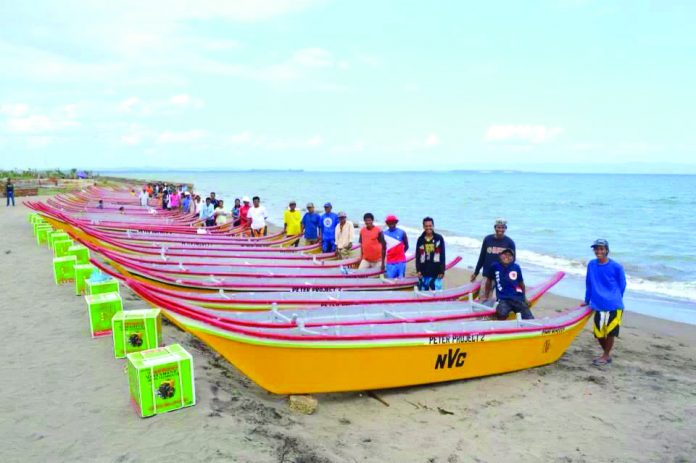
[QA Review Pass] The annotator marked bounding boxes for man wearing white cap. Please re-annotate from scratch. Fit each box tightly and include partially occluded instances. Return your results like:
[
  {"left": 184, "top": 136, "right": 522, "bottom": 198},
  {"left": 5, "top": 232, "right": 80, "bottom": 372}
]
[
  {"left": 239, "top": 196, "right": 251, "bottom": 233},
  {"left": 334, "top": 212, "right": 354, "bottom": 259},
  {"left": 473, "top": 218, "right": 516, "bottom": 301}
]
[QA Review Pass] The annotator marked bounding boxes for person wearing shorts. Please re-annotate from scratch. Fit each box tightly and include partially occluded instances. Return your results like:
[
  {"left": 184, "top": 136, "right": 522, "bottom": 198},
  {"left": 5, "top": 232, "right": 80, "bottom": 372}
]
[
  {"left": 415, "top": 217, "right": 446, "bottom": 290},
  {"left": 583, "top": 239, "right": 626, "bottom": 366},
  {"left": 383, "top": 214, "right": 409, "bottom": 278},
  {"left": 358, "top": 213, "right": 385, "bottom": 270},
  {"left": 487, "top": 248, "right": 533, "bottom": 319}
]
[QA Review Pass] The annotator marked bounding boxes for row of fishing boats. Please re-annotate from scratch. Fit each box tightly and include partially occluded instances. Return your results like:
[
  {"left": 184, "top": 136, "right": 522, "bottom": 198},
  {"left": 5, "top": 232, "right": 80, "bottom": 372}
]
[{"left": 28, "top": 186, "right": 592, "bottom": 394}]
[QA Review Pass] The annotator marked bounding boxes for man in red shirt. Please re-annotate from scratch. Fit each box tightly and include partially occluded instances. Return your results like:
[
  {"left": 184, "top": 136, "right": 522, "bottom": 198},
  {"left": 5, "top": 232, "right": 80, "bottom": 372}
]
[
  {"left": 359, "top": 212, "right": 386, "bottom": 271},
  {"left": 239, "top": 196, "right": 251, "bottom": 234}
]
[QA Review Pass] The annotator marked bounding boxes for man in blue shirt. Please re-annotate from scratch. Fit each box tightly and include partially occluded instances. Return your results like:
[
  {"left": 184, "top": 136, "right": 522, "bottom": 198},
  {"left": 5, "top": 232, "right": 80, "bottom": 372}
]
[
  {"left": 199, "top": 197, "right": 215, "bottom": 226},
  {"left": 319, "top": 202, "right": 339, "bottom": 253},
  {"left": 300, "top": 202, "right": 321, "bottom": 245},
  {"left": 583, "top": 239, "right": 626, "bottom": 366},
  {"left": 471, "top": 218, "right": 516, "bottom": 300},
  {"left": 486, "top": 248, "right": 533, "bottom": 319}
]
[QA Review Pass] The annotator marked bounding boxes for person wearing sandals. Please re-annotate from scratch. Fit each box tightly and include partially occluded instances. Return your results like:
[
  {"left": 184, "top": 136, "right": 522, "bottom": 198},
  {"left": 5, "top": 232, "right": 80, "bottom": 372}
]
[{"left": 583, "top": 239, "right": 626, "bottom": 366}]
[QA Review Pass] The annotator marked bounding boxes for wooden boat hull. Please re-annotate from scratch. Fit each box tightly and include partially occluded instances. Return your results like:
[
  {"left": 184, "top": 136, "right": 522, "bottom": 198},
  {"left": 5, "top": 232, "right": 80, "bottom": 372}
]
[{"left": 165, "top": 308, "right": 591, "bottom": 394}]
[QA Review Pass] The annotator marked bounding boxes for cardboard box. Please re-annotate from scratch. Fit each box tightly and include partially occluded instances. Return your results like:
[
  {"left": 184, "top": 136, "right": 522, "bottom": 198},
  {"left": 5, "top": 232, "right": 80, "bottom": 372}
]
[
  {"left": 74, "top": 264, "right": 94, "bottom": 296},
  {"left": 86, "top": 279, "right": 120, "bottom": 296},
  {"left": 48, "top": 231, "right": 70, "bottom": 250},
  {"left": 112, "top": 309, "right": 162, "bottom": 358},
  {"left": 67, "top": 244, "right": 90, "bottom": 265},
  {"left": 127, "top": 344, "right": 195, "bottom": 418},
  {"left": 85, "top": 292, "right": 123, "bottom": 337},
  {"left": 53, "top": 255, "right": 77, "bottom": 285},
  {"left": 53, "top": 238, "right": 74, "bottom": 258},
  {"left": 36, "top": 225, "right": 53, "bottom": 245}
]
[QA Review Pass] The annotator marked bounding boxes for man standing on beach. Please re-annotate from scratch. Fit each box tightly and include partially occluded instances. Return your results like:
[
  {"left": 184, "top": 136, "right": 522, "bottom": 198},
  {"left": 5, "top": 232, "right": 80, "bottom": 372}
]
[
  {"left": 249, "top": 196, "right": 268, "bottom": 237},
  {"left": 181, "top": 192, "right": 191, "bottom": 214},
  {"left": 210, "top": 192, "right": 219, "bottom": 208},
  {"left": 283, "top": 201, "right": 302, "bottom": 246},
  {"left": 383, "top": 214, "right": 409, "bottom": 278},
  {"left": 239, "top": 196, "right": 251, "bottom": 232},
  {"left": 139, "top": 188, "right": 149, "bottom": 207},
  {"left": 5, "top": 179, "right": 15, "bottom": 207},
  {"left": 335, "top": 212, "right": 354, "bottom": 259},
  {"left": 471, "top": 218, "right": 516, "bottom": 300},
  {"left": 200, "top": 197, "right": 215, "bottom": 226},
  {"left": 359, "top": 213, "right": 386, "bottom": 270},
  {"left": 319, "top": 202, "right": 339, "bottom": 253},
  {"left": 583, "top": 239, "right": 626, "bottom": 366},
  {"left": 486, "top": 248, "right": 533, "bottom": 319},
  {"left": 301, "top": 203, "right": 321, "bottom": 245},
  {"left": 416, "top": 217, "right": 446, "bottom": 290}
]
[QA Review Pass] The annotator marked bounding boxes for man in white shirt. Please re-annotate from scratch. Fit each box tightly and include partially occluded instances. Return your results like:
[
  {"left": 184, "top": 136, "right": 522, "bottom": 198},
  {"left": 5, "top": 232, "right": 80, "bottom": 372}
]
[
  {"left": 248, "top": 196, "right": 268, "bottom": 236},
  {"left": 139, "top": 188, "right": 149, "bottom": 207},
  {"left": 199, "top": 197, "right": 215, "bottom": 226},
  {"left": 334, "top": 211, "right": 354, "bottom": 259}
]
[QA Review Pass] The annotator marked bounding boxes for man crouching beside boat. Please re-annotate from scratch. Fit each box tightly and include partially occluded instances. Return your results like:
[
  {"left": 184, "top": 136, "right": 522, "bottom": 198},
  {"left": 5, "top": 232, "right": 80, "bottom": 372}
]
[
  {"left": 483, "top": 248, "right": 533, "bottom": 320},
  {"left": 582, "top": 239, "right": 626, "bottom": 366}
]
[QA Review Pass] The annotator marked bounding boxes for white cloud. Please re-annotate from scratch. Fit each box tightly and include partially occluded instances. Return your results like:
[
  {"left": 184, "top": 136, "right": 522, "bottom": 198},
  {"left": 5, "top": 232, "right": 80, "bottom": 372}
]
[
  {"left": 5, "top": 114, "right": 80, "bottom": 133},
  {"left": 0, "top": 103, "right": 30, "bottom": 117},
  {"left": 118, "top": 94, "right": 204, "bottom": 116},
  {"left": 118, "top": 97, "right": 142, "bottom": 113},
  {"left": 306, "top": 135, "right": 323, "bottom": 147},
  {"left": 292, "top": 48, "right": 334, "bottom": 68},
  {"left": 229, "top": 132, "right": 253, "bottom": 144},
  {"left": 484, "top": 124, "right": 564, "bottom": 143},
  {"left": 157, "top": 129, "right": 207, "bottom": 144},
  {"left": 169, "top": 94, "right": 204, "bottom": 109},
  {"left": 331, "top": 140, "right": 366, "bottom": 154},
  {"left": 424, "top": 133, "right": 441, "bottom": 147}
]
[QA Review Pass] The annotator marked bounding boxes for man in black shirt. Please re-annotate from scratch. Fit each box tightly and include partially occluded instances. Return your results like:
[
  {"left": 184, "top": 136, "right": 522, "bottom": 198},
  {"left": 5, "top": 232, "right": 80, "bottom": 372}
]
[
  {"left": 415, "top": 217, "right": 446, "bottom": 290},
  {"left": 470, "top": 218, "right": 516, "bottom": 299}
]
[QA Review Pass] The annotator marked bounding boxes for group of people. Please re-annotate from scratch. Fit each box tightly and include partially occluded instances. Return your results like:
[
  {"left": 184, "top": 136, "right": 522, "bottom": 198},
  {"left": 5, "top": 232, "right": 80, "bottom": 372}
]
[
  {"left": 291, "top": 203, "right": 625, "bottom": 367},
  {"left": 134, "top": 188, "right": 626, "bottom": 367}
]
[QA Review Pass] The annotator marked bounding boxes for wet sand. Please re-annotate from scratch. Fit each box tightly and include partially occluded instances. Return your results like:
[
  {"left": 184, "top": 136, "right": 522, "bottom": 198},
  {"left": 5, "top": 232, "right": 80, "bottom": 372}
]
[{"left": 1, "top": 199, "right": 695, "bottom": 462}]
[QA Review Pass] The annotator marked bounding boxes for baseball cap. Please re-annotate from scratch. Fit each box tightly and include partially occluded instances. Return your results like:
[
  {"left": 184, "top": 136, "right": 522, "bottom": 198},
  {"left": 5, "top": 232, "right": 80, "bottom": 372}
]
[
  {"left": 501, "top": 247, "right": 514, "bottom": 255},
  {"left": 385, "top": 214, "right": 398, "bottom": 223},
  {"left": 306, "top": 202, "right": 314, "bottom": 208},
  {"left": 591, "top": 239, "right": 609, "bottom": 249},
  {"left": 289, "top": 200, "right": 296, "bottom": 205},
  {"left": 242, "top": 196, "right": 250, "bottom": 202},
  {"left": 495, "top": 218, "right": 507, "bottom": 227},
  {"left": 324, "top": 202, "right": 332, "bottom": 208},
  {"left": 338, "top": 211, "right": 347, "bottom": 218}
]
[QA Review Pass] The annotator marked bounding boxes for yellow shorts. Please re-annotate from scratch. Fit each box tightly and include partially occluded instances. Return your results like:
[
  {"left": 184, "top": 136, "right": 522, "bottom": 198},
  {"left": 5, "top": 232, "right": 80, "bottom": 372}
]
[{"left": 593, "top": 310, "right": 622, "bottom": 338}]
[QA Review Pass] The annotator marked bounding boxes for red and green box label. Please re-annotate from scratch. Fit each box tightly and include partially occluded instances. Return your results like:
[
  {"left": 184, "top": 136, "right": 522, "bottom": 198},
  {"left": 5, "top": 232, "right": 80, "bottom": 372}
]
[
  {"left": 127, "top": 344, "right": 196, "bottom": 418},
  {"left": 112, "top": 309, "right": 162, "bottom": 358}
]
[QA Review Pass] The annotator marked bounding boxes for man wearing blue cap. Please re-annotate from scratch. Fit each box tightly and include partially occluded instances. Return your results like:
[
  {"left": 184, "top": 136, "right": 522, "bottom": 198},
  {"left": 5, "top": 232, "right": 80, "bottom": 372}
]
[
  {"left": 318, "top": 202, "right": 339, "bottom": 253},
  {"left": 583, "top": 239, "right": 626, "bottom": 366}
]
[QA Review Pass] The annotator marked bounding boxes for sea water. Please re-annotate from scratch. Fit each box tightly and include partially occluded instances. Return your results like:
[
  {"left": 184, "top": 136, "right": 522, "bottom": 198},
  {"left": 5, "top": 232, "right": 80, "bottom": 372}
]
[{"left": 103, "top": 171, "right": 696, "bottom": 325}]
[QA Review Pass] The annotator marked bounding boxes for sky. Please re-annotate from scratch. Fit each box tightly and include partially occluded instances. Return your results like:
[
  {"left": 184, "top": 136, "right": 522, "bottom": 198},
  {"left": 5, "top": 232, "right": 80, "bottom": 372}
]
[{"left": 1, "top": 0, "right": 695, "bottom": 173}]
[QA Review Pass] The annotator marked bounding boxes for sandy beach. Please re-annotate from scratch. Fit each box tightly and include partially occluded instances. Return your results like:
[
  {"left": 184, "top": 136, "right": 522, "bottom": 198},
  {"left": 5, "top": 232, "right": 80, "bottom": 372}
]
[{"left": 2, "top": 199, "right": 695, "bottom": 463}]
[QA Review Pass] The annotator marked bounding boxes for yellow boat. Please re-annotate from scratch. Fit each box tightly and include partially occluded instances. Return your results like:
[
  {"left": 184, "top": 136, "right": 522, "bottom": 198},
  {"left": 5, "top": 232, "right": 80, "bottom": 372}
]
[{"left": 163, "top": 305, "right": 592, "bottom": 394}]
